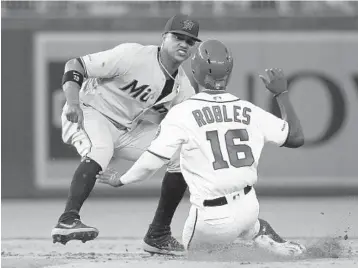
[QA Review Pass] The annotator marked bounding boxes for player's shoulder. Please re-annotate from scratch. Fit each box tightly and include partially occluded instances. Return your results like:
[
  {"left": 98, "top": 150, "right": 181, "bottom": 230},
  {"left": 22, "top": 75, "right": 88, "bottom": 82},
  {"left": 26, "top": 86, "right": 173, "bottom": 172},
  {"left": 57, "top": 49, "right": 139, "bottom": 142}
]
[
  {"left": 112, "top": 42, "right": 141, "bottom": 51},
  {"left": 113, "top": 43, "right": 157, "bottom": 56},
  {"left": 238, "top": 99, "right": 261, "bottom": 111},
  {"left": 239, "top": 99, "right": 273, "bottom": 121},
  {"left": 167, "top": 99, "right": 192, "bottom": 119},
  {"left": 171, "top": 99, "right": 190, "bottom": 112}
]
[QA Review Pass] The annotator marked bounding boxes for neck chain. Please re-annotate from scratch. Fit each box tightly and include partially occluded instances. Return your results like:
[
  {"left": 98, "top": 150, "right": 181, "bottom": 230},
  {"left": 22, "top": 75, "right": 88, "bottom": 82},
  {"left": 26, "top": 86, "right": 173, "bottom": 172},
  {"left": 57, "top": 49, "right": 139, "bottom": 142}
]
[{"left": 158, "top": 52, "right": 176, "bottom": 81}]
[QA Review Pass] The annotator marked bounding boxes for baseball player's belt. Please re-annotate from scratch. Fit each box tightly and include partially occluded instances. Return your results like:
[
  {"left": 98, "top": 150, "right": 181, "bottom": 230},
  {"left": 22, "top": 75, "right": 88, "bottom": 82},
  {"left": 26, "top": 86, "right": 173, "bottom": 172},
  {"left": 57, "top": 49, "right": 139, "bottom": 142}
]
[{"left": 203, "top": 185, "right": 252, "bottom": 207}]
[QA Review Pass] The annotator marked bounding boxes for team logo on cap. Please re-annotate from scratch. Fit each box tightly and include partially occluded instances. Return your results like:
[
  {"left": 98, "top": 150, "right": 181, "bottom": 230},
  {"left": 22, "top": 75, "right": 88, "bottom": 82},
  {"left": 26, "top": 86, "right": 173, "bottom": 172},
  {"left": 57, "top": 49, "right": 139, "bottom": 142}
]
[{"left": 182, "top": 20, "right": 195, "bottom": 31}]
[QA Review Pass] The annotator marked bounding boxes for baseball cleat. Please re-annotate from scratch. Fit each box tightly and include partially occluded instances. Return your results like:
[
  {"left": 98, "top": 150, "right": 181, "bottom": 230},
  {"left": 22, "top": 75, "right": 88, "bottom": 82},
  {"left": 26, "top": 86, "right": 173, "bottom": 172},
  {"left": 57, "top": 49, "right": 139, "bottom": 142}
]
[
  {"left": 143, "top": 236, "right": 186, "bottom": 256},
  {"left": 253, "top": 219, "right": 306, "bottom": 257},
  {"left": 51, "top": 219, "right": 99, "bottom": 245},
  {"left": 254, "top": 234, "right": 306, "bottom": 257},
  {"left": 143, "top": 225, "right": 186, "bottom": 256}
]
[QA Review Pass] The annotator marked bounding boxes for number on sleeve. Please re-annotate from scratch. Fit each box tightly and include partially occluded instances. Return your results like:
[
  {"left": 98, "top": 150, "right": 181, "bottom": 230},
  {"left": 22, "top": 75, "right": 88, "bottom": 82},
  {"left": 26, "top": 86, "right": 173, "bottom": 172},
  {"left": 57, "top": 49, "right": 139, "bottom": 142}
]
[{"left": 206, "top": 129, "right": 254, "bottom": 170}]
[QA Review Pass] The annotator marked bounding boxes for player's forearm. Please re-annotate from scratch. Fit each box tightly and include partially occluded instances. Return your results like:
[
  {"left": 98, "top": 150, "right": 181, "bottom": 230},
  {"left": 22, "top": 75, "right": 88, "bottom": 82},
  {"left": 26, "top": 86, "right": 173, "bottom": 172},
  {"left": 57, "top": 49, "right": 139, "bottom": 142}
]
[
  {"left": 274, "top": 93, "right": 304, "bottom": 148},
  {"left": 63, "top": 84, "right": 81, "bottom": 105},
  {"left": 62, "top": 58, "right": 85, "bottom": 105},
  {"left": 120, "top": 151, "right": 167, "bottom": 185}
]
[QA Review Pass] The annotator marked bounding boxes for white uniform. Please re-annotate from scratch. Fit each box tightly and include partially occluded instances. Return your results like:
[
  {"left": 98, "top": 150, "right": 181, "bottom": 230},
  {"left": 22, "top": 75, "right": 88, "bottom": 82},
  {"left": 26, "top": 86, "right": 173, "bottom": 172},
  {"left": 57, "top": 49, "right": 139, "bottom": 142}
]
[
  {"left": 61, "top": 43, "right": 195, "bottom": 170},
  {"left": 145, "top": 91, "right": 289, "bottom": 250}
]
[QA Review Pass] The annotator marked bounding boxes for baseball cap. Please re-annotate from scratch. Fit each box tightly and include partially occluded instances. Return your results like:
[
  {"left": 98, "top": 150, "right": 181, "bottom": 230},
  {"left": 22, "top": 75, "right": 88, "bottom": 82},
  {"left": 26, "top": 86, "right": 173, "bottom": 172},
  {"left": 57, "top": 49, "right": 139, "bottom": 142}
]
[{"left": 164, "top": 14, "right": 201, "bottom": 42}]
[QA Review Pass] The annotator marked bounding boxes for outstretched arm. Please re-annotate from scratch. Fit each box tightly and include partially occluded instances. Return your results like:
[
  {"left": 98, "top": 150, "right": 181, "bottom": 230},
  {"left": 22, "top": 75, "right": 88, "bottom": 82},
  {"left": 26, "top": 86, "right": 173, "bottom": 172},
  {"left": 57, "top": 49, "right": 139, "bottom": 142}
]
[
  {"left": 97, "top": 105, "right": 189, "bottom": 188},
  {"left": 259, "top": 68, "right": 304, "bottom": 148},
  {"left": 96, "top": 151, "right": 167, "bottom": 187},
  {"left": 274, "top": 92, "right": 304, "bottom": 148}
]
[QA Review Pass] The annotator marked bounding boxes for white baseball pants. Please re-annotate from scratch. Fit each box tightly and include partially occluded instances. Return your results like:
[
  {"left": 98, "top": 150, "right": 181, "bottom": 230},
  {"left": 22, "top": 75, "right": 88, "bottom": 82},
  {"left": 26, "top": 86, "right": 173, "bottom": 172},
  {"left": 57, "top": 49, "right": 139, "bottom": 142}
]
[
  {"left": 182, "top": 187, "right": 260, "bottom": 251},
  {"left": 61, "top": 104, "right": 180, "bottom": 172}
]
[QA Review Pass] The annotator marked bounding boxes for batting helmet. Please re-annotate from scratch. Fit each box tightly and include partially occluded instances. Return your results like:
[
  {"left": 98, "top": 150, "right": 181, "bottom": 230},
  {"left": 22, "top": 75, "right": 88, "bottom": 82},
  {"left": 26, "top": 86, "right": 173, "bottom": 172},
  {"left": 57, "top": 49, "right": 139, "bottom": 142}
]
[{"left": 191, "top": 40, "right": 233, "bottom": 91}]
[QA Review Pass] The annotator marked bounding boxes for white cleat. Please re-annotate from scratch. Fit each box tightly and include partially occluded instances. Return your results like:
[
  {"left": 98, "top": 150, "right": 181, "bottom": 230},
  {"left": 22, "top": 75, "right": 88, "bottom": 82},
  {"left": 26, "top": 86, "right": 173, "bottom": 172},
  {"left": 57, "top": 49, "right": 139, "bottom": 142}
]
[{"left": 254, "top": 234, "right": 306, "bottom": 257}]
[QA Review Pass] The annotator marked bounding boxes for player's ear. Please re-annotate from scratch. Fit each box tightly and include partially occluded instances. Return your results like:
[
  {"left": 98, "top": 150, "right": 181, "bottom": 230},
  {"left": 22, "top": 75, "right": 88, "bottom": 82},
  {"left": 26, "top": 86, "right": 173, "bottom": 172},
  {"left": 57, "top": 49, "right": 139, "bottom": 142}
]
[{"left": 161, "top": 33, "right": 168, "bottom": 43}]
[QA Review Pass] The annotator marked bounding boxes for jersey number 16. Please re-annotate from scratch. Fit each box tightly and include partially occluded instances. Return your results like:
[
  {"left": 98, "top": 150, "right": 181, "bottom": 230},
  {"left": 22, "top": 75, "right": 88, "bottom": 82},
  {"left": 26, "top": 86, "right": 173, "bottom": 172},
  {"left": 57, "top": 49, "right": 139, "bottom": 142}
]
[{"left": 206, "top": 129, "right": 254, "bottom": 170}]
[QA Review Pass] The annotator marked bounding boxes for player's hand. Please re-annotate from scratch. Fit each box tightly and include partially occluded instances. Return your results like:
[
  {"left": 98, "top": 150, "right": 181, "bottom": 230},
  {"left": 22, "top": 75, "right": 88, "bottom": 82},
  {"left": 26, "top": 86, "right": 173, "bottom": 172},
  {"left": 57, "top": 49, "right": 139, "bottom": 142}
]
[
  {"left": 259, "top": 68, "right": 288, "bottom": 96},
  {"left": 96, "top": 168, "right": 124, "bottom": 187},
  {"left": 65, "top": 104, "right": 84, "bottom": 131}
]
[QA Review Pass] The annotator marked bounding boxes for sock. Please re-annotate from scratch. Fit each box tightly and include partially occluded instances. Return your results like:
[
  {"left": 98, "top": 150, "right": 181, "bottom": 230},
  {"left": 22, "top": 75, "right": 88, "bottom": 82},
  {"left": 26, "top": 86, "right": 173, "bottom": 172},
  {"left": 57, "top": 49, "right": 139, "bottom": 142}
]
[
  {"left": 254, "top": 218, "right": 286, "bottom": 243},
  {"left": 150, "top": 172, "right": 187, "bottom": 230},
  {"left": 58, "top": 158, "right": 102, "bottom": 224}
]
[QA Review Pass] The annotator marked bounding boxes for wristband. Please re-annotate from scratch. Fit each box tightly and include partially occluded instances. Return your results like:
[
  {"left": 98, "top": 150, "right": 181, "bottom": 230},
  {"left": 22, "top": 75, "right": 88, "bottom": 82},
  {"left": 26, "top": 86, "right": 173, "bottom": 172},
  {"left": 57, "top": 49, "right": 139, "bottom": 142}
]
[
  {"left": 274, "top": 90, "right": 288, "bottom": 98},
  {"left": 62, "top": 70, "right": 84, "bottom": 87}
]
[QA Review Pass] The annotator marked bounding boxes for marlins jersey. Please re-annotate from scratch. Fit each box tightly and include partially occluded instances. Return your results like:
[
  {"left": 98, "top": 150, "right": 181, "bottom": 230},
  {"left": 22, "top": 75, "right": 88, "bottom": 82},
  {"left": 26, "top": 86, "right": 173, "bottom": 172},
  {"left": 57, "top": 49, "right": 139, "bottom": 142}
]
[
  {"left": 148, "top": 92, "right": 289, "bottom": 201},
  {"left": 78, "top": 43, "right": 195, "bottom": 128}
]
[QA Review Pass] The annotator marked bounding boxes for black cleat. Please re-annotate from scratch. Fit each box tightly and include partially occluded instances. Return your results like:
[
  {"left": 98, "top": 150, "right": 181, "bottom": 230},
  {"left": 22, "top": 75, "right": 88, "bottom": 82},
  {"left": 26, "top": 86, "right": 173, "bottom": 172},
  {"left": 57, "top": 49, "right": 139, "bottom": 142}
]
[
  {"left": 143, "top": 225, "right": 186, "bottom": 256},
  {"left": 51, "top": 219, "right": 99, "bottom": 245}
]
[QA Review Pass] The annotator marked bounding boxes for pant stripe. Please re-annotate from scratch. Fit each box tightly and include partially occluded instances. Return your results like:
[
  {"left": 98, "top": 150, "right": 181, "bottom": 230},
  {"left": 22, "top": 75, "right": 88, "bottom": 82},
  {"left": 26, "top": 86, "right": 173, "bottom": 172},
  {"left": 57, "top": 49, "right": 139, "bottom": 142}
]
[
  {"left": 82, "top": 127, "right": 93, "bottom": 157},
  {"left": 76, "top": 127, "right": 93, "bottom": 160},
  {"left": 187, "top": 208, "right": 198, "bottom": 250}
]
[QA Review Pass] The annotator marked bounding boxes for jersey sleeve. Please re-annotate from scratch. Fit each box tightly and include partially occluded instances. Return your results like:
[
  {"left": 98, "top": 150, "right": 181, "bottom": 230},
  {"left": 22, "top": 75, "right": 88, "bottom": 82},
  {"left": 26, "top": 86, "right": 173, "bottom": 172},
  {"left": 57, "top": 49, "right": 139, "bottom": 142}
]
[
  {"left": 119, "top": 151, "right": 167, "bottom": 185},
  {"left": 148, "top": 105, "right": 189, "bottom": 159},
  {"left": 253, "top": 104, "right": 289, "bottom": 146},
  {"left": 80, "top": 43, "right": 142, "bottom": 78}
]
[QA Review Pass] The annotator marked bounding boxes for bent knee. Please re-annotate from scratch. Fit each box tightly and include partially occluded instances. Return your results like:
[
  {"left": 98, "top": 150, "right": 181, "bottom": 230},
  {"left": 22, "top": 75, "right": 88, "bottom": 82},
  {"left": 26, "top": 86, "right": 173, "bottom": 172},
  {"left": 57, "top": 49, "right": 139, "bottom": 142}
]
[
  {"left": 86, "top": 146, "right": 114, "bottom": 170},
  {"left": 167, "top": 154, "right": 180, "bottom": 173},
  {"left": 71, "top": 134, "right": 113, "bottom": 170},
  {"left": 167, "top": 161, "right": 181, "bottom": 173}
]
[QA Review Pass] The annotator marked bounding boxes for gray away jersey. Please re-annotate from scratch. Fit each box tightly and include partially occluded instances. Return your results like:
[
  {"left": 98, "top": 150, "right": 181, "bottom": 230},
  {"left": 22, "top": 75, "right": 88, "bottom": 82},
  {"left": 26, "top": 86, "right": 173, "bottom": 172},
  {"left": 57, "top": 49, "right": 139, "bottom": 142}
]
[{"left": 78, "top": 43, "right": 195, "bottom": 128}]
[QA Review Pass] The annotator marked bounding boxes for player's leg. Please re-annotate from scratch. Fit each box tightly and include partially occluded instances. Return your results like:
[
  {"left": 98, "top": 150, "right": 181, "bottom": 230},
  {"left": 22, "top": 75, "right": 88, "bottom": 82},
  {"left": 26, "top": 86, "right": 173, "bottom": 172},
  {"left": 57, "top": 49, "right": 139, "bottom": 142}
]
[
  {"left": 183, "top": 187, "right": 259, "bottom": 252},
  {"left": 227, "top": 186, "right": 305, "bottom": 256},
  {"left": 51, "top": 107, "right": 116, "bottom": 245},
  {"left": 143, "top": 172, "right": 187, "bottom": 255},
  {"left": 251, "top": 218, "right": 306, "bottom": 257},
  {"left": 114, "top": 122, "right": 187, "bottom": 255},
  {"left": 182, "top": 205, "right": 199, "bottom": 251},
  {"left": 182, "top": 205, "right": 235, "bottom": 252},
  {"left": 235, "top": 189, "right": 306, "bottom": 256},
  {"left": 143, "top": 148, "right": 188, "bottom": 255},
  {"left": 238, "top": 198, "right": 305, "bottom": 256}
]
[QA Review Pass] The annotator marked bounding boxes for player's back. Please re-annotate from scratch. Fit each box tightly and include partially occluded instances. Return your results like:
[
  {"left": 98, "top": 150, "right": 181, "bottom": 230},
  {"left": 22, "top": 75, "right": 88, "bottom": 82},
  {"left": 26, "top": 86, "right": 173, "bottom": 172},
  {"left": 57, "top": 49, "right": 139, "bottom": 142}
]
[{"left": 177, "top": 91, "right": 274, "bottom": 200}]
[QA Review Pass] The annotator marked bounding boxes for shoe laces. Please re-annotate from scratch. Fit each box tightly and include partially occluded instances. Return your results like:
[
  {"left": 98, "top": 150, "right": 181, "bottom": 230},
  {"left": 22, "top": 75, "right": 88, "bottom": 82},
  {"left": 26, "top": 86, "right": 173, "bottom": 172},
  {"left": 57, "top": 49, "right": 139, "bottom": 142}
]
[{"left": 162, "top": 236, "right": 184, "bottom": 249}]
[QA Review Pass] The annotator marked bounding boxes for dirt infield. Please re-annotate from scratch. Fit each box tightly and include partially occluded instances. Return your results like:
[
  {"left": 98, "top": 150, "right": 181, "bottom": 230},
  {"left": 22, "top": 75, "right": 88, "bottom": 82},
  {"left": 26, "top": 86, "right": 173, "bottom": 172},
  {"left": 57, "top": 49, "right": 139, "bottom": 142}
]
[
  {"left": 2, "top": 237, "right": 358, "bottom": 268},
  {"left": 2, "top": 197, "right": 358, "bottom": 268}
]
